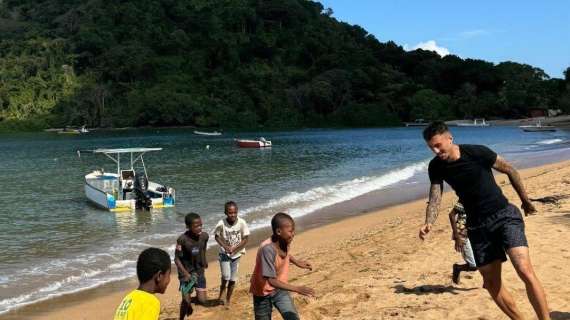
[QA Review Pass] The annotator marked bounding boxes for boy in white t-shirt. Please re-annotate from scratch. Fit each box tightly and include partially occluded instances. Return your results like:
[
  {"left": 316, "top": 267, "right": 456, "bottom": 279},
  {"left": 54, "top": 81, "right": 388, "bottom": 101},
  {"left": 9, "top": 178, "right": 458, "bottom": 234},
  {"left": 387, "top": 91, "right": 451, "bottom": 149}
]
[
  {"left": 213, "top": 201, "right": 250, "bottom": 306},
  {"left": 449, "top": 202, "right": 477, "bottom": 284}
]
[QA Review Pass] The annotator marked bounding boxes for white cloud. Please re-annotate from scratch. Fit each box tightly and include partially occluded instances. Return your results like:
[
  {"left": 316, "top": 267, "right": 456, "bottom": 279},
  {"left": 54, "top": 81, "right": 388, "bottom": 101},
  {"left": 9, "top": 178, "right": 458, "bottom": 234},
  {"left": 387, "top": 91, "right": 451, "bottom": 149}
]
[{"left": 408, "top": 40, "right": 450, "bottom": 57}]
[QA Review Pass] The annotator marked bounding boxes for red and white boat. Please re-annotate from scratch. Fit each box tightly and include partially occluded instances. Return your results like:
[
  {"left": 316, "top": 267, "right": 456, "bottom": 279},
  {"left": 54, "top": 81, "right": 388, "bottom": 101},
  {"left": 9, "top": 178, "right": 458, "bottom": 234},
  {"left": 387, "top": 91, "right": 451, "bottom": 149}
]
[{"left": 235, "top": 137, "right": 272, "bottom": 148}]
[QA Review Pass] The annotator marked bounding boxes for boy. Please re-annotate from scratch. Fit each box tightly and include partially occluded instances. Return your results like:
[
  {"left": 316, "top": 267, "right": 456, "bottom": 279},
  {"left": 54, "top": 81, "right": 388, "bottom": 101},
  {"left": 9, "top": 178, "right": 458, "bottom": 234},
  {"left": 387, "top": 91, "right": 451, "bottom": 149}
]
[
  {"left": 250, "top": 213, "right": 314, "bottom": 320},
  {"left": 448, "top": 202, "right": 477, "bottom": 284},
  {"left": 175, "top": 213, "right": 209, "bottom": 320},
  {"left": 114, "top": 247, "right": 171, "bottom": 320},
  {"left": 213, "top": 201, "right": 250, "bottom": 306}
]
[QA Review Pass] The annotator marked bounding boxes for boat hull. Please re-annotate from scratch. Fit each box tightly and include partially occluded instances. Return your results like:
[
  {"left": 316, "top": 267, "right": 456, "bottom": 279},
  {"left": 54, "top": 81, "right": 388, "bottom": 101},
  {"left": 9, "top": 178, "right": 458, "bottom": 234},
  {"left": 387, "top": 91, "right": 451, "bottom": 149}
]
[
  {"left": 456, "top": 123, "right": 490, "bottom": 127},
  {"left": 404, "top": 123, "right": 429, "bottom": 127},
  {"left": 193, "top": 130, "right": 222, "bottom": 136},
  {"left": 236, "top": 139, "right": 272, "bottom": 148},
  {"left": 84, "top": 172, "right": 175, "bottom": 211},
  {"left": 521, "top": 127, "right": 556, "bottom": 132}
]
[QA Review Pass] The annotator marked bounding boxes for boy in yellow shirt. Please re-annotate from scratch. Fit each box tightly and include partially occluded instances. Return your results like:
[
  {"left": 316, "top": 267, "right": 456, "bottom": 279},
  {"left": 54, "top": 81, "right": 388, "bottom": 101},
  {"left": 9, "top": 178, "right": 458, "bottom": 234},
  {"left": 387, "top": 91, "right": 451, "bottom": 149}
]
[{"left": 114, "top": 247, "right": 172, "bottom": 320}]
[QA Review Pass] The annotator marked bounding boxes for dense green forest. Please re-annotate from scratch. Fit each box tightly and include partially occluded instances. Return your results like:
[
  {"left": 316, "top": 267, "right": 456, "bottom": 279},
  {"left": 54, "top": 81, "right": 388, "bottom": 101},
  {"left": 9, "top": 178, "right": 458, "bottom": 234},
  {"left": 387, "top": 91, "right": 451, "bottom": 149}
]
[{"left": 0, "top": 0, "right": 569, "bottom": 131}]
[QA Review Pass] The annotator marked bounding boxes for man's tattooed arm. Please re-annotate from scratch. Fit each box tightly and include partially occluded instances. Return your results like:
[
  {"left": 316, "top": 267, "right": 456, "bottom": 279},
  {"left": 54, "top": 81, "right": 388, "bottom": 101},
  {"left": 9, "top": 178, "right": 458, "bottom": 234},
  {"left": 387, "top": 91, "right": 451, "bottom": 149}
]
[
  {"left": 425, "top": 183, "right": 443, "bottom": 224},
  {"left": 493, "top": 156, "right": 537, "bottom": 215},
  {"left": 493, "top": 156, "right": 528, "bottom": 202}
]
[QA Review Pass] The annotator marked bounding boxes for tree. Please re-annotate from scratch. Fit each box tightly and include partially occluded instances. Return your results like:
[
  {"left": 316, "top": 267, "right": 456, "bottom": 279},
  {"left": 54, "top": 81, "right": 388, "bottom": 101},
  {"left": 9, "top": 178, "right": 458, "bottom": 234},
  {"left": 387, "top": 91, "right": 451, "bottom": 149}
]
[{"left": 408, "top": 89, "right": 453, "bottom": 121}]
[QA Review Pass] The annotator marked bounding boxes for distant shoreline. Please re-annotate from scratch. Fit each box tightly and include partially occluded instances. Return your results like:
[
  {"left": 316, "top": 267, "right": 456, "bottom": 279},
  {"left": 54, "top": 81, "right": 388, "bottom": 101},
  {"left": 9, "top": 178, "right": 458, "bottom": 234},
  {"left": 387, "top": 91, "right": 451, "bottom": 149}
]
[{"left": 41, "top": 114, "right": 570, "bottom": 133}]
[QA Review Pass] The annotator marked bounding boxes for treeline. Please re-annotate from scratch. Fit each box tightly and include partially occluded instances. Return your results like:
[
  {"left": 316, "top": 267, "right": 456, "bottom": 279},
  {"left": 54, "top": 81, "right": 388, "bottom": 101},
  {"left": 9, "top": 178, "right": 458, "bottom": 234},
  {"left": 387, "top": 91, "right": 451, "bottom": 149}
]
[{"left": 0, "top": 0, "right": 569, "bottom": 131}]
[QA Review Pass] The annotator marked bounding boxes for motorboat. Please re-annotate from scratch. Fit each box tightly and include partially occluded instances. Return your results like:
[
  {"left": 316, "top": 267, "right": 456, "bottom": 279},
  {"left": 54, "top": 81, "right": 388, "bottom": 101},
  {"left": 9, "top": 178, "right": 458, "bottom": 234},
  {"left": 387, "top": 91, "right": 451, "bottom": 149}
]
[
  {"left": 78, "top": 148, "right": 175, "bottom": 211},
  {"left": 235, "top": 137, "right": 272, "bottom": 148},
  {"left": 519, "top": 121, "right": 556, "bottom": 132},
  {"left": 456, "top": 118, "right": 490, "bottom": 127},
  {"left": 404, "top": 119, "right": 429, "bottom": 127},
  {"left": 193, "top": 130, "right": 222, "bottom": 136},
  {"left": 58, "top": 125, "right": 89, "bottom": 134}
]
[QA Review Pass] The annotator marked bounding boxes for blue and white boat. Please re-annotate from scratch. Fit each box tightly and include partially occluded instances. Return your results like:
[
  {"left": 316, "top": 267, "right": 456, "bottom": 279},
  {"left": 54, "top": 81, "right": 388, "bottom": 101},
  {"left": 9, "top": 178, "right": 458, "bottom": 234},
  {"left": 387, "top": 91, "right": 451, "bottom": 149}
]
[
  {"left": 78, "top": 148, "right": 175, "bottom": 211},
  {"left": 519, "top": 120, "right": 556, "bottom": 132},
  {"left": 456, "top": 118, "right": 490, "bottom": 127},
  {"left": 193, "top": 130, "right": 222, "bottom": 136}
]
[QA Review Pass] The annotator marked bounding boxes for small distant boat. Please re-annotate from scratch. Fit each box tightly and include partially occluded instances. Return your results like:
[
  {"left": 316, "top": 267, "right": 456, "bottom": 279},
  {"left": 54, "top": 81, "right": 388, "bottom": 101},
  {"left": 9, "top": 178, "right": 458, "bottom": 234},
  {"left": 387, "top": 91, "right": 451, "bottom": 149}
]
[
  {"left": 58, "top": 125, "right": 89, "bottom": 134},
  {"left": 404, "top": 119, "right": 429, "bottom": 127},
  {"left": 78, "top": 148, "right": 176, "bottom": 211},
  {"left": 519, "top": 121, "right": 556, "bottom": 132},
  {"left": 456, "top": 118, "right": 490, "bottom": 127},
  {"left": 235, "top": 137, "right": 272, "bottom": 148},
  {"left": 193, "top": 130, "right": 222, "bottom": 136}
]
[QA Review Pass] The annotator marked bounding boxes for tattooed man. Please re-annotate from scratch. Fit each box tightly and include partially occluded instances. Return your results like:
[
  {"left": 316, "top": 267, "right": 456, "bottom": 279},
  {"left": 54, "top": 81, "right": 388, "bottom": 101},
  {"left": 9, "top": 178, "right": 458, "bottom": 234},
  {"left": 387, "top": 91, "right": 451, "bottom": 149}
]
[{"left": 418, "top": 121, "right": 550, "bottom": 320}]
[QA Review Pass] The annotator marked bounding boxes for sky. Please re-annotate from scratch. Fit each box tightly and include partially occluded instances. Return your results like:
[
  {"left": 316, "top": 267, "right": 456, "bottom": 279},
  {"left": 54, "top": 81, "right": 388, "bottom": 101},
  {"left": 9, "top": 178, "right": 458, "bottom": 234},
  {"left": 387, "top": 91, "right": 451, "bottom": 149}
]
[{"left": 318, "top": 0, "right": 569, "bottom": 79}]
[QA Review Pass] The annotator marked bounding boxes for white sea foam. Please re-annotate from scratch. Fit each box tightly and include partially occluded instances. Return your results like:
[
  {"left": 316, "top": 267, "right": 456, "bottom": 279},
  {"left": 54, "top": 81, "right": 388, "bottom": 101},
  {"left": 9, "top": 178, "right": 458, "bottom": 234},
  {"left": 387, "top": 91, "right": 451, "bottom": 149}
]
[
  {"left": 536, "top": 138, "right": 562, "bottom": 145},
  {"left": 109, "top": 260, "right": 135, "bottom": 270},
  {"left": 242, "top": 161, "right": 428, "bottom": 229},
  {"left": 0, "top": 274, "right": 131, "bottom": 315}
]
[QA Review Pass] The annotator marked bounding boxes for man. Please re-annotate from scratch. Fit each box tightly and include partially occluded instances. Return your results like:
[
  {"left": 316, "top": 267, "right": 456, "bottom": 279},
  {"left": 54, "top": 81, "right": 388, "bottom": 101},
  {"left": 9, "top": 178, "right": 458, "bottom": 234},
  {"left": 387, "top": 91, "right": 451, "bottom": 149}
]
[{"left": 418, "top": 121, "right": 550, "bottom": 320}]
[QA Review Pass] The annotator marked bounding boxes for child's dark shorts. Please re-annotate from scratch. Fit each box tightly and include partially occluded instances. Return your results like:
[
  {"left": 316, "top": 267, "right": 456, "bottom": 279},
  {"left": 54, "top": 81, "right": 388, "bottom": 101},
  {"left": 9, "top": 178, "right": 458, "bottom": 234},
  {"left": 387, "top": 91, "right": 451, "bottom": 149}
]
[
  {"left": 179, "top": 271, "right": 207, "bottom": 296},
  {"left": 467, "top": 204, "right": 528, "bottom": 267}
]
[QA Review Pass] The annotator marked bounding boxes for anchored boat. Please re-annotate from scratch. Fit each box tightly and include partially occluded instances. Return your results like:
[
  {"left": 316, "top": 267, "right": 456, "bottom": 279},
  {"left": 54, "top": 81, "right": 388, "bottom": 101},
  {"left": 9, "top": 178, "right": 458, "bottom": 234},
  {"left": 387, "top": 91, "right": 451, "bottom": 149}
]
[
  {"left": 404, "top": 119, "right": 429, "bottom": 127},
  {"left": 78, "top": 148, "right": 175, "bottom": 211},
  {"left": 235, "top": 137, "right": 272, "bottom": 148},
  {"left": 193, "top": 130, "right": 222, "bottom": 136},
  {"left": 456, "top": 118, "right": 490, "bottom": 127},
  {"left": 519, "top": 120, "right": 556, "bottom": 132}
]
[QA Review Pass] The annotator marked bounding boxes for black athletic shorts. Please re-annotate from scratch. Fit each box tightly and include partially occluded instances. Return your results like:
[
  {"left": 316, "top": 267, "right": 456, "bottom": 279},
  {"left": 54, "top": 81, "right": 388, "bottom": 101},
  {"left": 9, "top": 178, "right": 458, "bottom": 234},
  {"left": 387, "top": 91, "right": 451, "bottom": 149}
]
[{"left": 467, "top": 204, "right": 528, "bottom": 267}]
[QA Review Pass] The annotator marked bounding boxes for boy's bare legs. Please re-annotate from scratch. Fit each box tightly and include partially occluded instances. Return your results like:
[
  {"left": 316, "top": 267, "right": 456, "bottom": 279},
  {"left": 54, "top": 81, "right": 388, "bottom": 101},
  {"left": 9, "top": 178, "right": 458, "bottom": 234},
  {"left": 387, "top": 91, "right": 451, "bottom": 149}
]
[
  {"left": 478, "top": 260, "right": 524, "bottom": 320},
  {"left": 179, "top": 295, "right": 193, "bottom": 320},
  {"left": 196, "top": 289, "right": 207, "bottom": 305},
  {"left": 226, "top": 280, "right": 236, "bottom": 305},
  {"left": 452, "top": 263, "right": 478, "bottom": 284},
  {"left": 218, "top": 279, "right": 228, "bottom": 304},
  {"left": 507, "top": 246, "right": 550, "bottom": 320}
]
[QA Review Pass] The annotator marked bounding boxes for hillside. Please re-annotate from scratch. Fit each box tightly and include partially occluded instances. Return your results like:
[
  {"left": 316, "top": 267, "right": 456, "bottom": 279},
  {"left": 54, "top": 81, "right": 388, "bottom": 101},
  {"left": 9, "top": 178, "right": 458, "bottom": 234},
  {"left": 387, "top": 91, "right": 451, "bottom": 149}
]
[{"left": 0, "top": 0, "right": 569, "bottom": 131}]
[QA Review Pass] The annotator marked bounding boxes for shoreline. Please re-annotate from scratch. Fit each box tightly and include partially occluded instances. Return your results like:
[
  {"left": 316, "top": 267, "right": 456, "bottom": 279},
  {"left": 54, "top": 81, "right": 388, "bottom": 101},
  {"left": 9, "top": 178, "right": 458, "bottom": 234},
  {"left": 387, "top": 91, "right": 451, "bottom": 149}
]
[
  {"left": 6, "top": 114, "right": 570, "bottom": 135},
  {"left": 2, "top": 157, "right": 570, "bottom": 319}
]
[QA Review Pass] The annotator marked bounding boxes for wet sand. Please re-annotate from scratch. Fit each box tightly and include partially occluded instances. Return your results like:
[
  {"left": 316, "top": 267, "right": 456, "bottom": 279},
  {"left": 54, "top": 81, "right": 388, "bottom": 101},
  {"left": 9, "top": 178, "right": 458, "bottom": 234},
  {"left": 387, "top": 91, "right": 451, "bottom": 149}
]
[{"left": 2, "top": 159, "right": 569, "bottom": 319}]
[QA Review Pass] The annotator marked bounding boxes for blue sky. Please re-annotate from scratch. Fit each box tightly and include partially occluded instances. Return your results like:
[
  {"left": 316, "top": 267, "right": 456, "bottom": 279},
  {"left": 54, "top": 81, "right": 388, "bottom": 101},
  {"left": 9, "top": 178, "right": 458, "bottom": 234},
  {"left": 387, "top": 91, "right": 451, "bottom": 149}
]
[{"left": 318, "top": 0, "right": 569, "bottom": 79}]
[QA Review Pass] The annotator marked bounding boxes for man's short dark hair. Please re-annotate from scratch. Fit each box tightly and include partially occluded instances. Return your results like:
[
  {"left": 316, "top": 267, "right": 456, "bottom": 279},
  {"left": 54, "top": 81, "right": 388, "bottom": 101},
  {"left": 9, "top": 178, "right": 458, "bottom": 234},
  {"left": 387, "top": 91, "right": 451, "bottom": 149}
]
[
  {"left": 185, "top": 212, "right": 201, "bottom": 226},
  {"left": 271, "top": 212, "right": 294, "bottom": 235},
  {"left": 423, "top": 121, "right": 449, "bottom": 141},
  {"left": 224, "top": 201, "right": 237, "bottom": 213},
  {"left": 137, "top": 247, "right": 171, "bottom": 283}
]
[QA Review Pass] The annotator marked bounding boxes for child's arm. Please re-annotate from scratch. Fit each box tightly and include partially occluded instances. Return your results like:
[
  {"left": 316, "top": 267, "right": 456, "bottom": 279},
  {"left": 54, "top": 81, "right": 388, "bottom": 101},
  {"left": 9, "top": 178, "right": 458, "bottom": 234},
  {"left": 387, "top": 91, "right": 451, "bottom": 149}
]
[
  {"left": 215, "top": 234, "right": 232, "bottom": 254},
  {"left": 232, "top": 220, "right": 250, "bottom": 254},
  {"left": 290, "top": 255, "right": 312, "bottom": 271},
  {"left": 448, "top": 209, "right": 464, "bottom": 253},
  {"left": 174, "top": 240, "right": 191, "bottom": 281},
  {"left": 201, "top": 233, "right": 209, "bottom": 268},
  {"left": 448, "top": 209, "right": 459, "bottom": 240},
  {"left": 231, "top": 235, "right": 249, "bottom": 255},
  {"left": 267, "top": 278, "right": 314, "bottom": 297}
]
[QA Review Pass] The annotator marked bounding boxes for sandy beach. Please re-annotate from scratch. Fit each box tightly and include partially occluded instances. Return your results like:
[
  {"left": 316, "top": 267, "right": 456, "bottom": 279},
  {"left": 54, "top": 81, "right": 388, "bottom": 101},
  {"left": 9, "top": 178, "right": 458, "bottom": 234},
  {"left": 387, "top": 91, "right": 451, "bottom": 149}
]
[{"left": 5, "top": 160, "right": 570, "bottom": 320}]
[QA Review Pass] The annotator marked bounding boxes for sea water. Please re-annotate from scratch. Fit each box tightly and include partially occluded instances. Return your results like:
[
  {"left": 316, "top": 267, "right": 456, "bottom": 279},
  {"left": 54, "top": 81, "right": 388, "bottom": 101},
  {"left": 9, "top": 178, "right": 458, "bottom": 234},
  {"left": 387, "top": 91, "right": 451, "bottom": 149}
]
[{"left": 1, "top": 126, "right": 569, "bottom": 314}]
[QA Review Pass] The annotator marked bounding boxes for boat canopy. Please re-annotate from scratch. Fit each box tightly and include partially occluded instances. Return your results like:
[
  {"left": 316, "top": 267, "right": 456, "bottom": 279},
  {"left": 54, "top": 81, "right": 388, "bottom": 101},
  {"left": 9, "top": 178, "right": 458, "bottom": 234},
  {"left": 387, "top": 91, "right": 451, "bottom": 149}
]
[
  {"left": 90, "top": 147, "right": 162, "bottom": 154},
  {"left": 78, "top": 147, "right": 163, "bottom": 177}
]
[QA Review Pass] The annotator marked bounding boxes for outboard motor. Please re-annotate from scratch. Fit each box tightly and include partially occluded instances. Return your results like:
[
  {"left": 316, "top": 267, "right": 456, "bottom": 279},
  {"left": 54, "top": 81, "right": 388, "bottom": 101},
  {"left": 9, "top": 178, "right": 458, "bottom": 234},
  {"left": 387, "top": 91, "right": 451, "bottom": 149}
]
[{"left": 133, "top": 172, "right": 152, "bottom": 210}]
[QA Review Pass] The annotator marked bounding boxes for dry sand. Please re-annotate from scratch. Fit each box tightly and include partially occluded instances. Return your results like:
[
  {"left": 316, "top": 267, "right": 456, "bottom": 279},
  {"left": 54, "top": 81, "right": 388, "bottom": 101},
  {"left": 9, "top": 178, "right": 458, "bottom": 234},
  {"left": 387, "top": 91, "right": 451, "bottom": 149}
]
[{"left": 10, "top": 161, "right": 570, "bottom": 319}]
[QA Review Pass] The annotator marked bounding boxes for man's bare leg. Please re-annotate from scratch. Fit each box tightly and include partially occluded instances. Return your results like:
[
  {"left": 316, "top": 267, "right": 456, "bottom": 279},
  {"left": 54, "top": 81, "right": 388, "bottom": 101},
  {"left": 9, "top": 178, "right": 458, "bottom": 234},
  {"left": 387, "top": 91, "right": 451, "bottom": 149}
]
[
  {"left": 478, "top": 260, "right": 524, "bottom": 320},
  {"left": 507, "top": 246, "right": 550, "bottom": 320}
]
